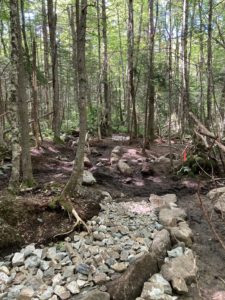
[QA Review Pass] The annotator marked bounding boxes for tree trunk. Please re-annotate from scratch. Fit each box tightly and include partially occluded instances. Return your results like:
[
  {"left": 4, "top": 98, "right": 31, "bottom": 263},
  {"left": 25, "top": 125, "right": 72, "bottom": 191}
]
[
  {"left": 0, "top": 79, "right": 5, "bottom": 147},
  {"left": 62, "top": 0, "right": 87, "bottom": 197},
  {"left": 101, "top": 0, "right": 111, "bottom": 137},
  {"left": 9, "top": 0, "right": 34, "bottom": 190},
  {"left": 206, "top": 0, "right": 213, "bottom": 126},
  {"left": 48, "top": 0, "right": 61, "bottom": 142},
  {"left": 181, "top": 0, "right": 189, "bottom": 135},
  {"left": 42, "top": 0, "right": 51, "bottom": 119},
  {"left": 127, "top": 0, "right": 137, "bottom": 139},
  {"left": 31, "top": 38, "right": 41, "bottom": 148}
]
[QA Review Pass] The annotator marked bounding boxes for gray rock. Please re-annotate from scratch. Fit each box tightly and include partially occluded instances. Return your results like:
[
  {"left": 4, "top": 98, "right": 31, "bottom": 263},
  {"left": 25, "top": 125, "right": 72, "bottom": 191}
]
[
  {"left": 149, "top": 194, "right": 177, "bottom": 209},
  {"left": 107, "top": 253, "right": 158, "bottom": 300},
  {"left": 169, "top": 222, "right": 193, "bottom": 247},
  {"left": 54, "top": 285, "right": 70, "bottom": 299},
  {"left": 171, "top": 277, "right": 188, "bottom": 295},
  {"left": 111, "top": 262, "right": 128, "bottom": 273},
  {"left": 25, "top": 256, "right": 41, "bottom": 269},
  {"left": 207, "top": 187, "right": 225, "bottom": 200},
  {"left": 118, "top": 160, "right": 132, "bottom": 176},
  {"left": 93, "top": 272, "right": 108, "bottom": 284},
  {"left": 12, "top": 253, "right": 25, "bottom": 267},
  {"left": 159, "top": 208, "right": 186, "bottom": 227},
  {"left": 149, "top": 273, "right": 172, "bottom": 295},
  {"left": 167, "top": 247, "right": 184, "bottom": 258},
  {"left": 151, "top": 229, "right": 171, "bottom": 267},
  {"left": 66, "top": 281, "right": 80, "bottom": 294},
  {"left": 0, "top": 272, "right": 9, "bottom": 284},
  {"left": 76, "top": 263, "right": 91, "bottom": 275},
  {"left": 214, "top": 193, "right": 225, "bottom": 214},
  {"left": 18, "top": 287, "right": 34, "bottom": 300},
  {"left": 39, "top": 287, "right": 53, "bottom": 300},
  {"left": 23, "top": 245, "right": 35, "bottom": 258},
  {"left": 78, "top": 290, "right": 110, "bottom": 300},
  {"left": 161, "top": 249, "right": 197, "bottom": 285},
  {"left": 83, "top": 170, "right": 96, "bottom": 185}
]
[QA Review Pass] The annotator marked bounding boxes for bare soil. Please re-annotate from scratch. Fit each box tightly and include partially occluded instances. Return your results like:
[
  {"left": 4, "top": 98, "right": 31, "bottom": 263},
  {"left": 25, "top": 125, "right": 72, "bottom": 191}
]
[{"left": 1, "top": 137, "right": 225, "bottom": 299}]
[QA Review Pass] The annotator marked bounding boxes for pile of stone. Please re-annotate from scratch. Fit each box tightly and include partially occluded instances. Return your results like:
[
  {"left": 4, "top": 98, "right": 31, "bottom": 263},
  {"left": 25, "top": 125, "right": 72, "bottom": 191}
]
[{"left": 0, "top": 193, "right": 197, "bottom": 300}]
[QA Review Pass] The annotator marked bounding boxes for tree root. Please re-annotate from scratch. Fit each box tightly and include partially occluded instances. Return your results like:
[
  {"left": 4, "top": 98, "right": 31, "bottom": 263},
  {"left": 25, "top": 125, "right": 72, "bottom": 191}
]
[{"left": 54, "top": 205, "right": 90, "bottom": 239}]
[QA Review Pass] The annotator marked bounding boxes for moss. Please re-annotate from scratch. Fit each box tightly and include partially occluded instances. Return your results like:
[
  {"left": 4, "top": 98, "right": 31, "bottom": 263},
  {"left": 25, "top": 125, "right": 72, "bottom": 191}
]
[{"left": 53, "top": 136, "right": 65, "bottom": 145}]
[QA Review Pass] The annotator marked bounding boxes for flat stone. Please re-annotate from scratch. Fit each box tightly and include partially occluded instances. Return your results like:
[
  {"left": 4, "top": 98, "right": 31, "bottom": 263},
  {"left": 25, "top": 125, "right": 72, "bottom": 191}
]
[
  {"left": 66, "top": 281, "right": 80, "bottom": 294},
  {"left": 171, "top": 277, "right": 188, "bottom": 294},
  {"left": 12, "top": 253, "right": 25, "bottom": 267},
  {"left": 54, "top": 285, "right": 70, "bottom": 300},
  {"left": 93, "top": 272, "right": 108, "bottom": 284},
  {"left": 107, "top": 253, "right": 158, "bottom": 300},
  {"left": 207, "top": 187, "right": 225, "bottom": 200},
  {"left": 111, "top": 262, "right": 128, "bottom": 272},
  {"left": 18, "top": 287, "right": 34, "bottom": 300},
  {"left": 159, "top": 208, "right": 186, "bottom": 227},
  {"left": 77, "top": 290, "right": 110, "bottom": 300},
  {"left": 161, "top": 249, "right": 197, "bottom": 285},
  {"left": 149, "top": 194, "right": 177, "bottom": 209},
  {"left": 151, "top": 229, "right": 171, "bottom": 267},
  {"left": 169, "top": 222, "right": 193, "bottom": 247}
]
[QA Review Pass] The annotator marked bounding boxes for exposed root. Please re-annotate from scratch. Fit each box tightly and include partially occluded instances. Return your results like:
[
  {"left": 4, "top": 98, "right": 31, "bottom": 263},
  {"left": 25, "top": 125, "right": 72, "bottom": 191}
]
[{"left": 54, "top": 205, "right": 90, "bottom": 239}]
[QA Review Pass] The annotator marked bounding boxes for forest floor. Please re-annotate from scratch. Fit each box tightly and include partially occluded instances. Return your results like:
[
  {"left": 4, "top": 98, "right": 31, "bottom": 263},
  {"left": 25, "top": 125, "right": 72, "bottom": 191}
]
[{"left": 1, "top": 136, "right": 225, "bottom": 299}]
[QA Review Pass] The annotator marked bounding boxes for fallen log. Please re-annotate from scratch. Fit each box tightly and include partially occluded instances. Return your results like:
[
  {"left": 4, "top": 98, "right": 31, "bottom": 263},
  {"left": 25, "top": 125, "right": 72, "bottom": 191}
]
[{"left": 189, "top": 112, "right": 225, "bottom": 153}]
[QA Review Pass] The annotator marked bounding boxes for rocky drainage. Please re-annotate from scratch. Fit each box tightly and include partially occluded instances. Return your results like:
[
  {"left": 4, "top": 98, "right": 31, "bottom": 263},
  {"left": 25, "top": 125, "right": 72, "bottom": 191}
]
[{"left": 0, "top": 193, "right": 197, "bottom": 300}]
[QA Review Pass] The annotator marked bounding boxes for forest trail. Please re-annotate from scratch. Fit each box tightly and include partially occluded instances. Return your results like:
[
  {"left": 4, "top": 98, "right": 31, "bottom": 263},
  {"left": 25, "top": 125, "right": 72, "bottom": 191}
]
[{"left": 1, "top": 138, "right": 225, "bottom": 299}]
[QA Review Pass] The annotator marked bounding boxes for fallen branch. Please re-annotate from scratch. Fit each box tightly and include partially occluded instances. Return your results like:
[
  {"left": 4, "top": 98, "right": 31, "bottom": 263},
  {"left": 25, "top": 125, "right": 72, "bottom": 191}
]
[{"left": 189, "top": 112, "right": 225, "bottom": 153}]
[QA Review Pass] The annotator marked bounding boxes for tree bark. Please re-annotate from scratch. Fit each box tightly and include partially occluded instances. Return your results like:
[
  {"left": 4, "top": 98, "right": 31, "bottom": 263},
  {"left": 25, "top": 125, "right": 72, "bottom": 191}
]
[
  {"left": 48, "top": 0, "right": 61, "bottom": 142},
  {"left": 127, "top": 0, "right": 137, "bottom": 139},
  {"left": 101, "top": 0, "right": 111, "bottom": 136},
  {"left": 62, "top": 0, "right": 88, "bottom": 197},
  {"left": 206, "top": 0, "right": 213, "bottom": 126},
  {"left": 181, "top": 0, "right": 189, "bottom": 134}
]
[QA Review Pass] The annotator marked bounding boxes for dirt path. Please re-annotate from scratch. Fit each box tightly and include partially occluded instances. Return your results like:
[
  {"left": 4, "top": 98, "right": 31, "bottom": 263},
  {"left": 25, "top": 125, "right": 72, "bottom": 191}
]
[{"left": 1, "top": 138, "right": 225, "bottom": 298}]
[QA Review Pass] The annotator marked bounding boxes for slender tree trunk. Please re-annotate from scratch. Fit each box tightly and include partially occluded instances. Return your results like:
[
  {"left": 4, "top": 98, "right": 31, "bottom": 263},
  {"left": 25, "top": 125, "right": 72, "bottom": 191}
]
[
  {"left": 31, "top": 38, "right": 41, "bottom": 148},
  {"left": 48, "top": 0, "right": 61, "bottom": 142},
  {"left": 42, "top": 0, "right": 51, "bottom": 118},
  {"left": 0, "top": 79, "right": 5, "bottom": 147},
  {"left": 181, "top": 0, "right": 189, "bottom": 134},
  {"left": 206, "top": 0, "right": 213, "bottom": 126},
  {"left": 62, "top": 0, "right": 88, "bottom": 196},
  {"left": 96, "top": 0, "right": 102, "bottom": 139},
  {"left": 127, "top": 0, "right": 137, "bottom": 139},
  {"left": 101, "top": 0, "right": 111, "bottom": 136}
]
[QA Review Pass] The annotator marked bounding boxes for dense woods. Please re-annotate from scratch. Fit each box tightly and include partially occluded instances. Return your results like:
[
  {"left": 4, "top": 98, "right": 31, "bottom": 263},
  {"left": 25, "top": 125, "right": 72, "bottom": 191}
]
[{"left": 0, "top": 0, "right": 225, "bottom": 190}]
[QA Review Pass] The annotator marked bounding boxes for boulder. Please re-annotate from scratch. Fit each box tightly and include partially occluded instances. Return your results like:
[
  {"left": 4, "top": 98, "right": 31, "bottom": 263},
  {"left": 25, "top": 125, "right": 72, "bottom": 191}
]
[
  {"left": 118, "top": 160, "right": 132, "bottom": 176},
  {"left": 161, "top": 249, "right": 197, "bottom": 285},
  {"left": 106, "top": 253, "right": 158, "bottom": 300},
  {"left": 171, "top": 277, "right": 188, "bottom": 295},
  {"left": 159, "top": 208, "right": 186, "bottom": 227},
  {"left": 214, "top": 193, "right": 225, "bottom": 214},
  {"left": 207, "top": 187, "right": 225, "bottom": 200},
  {"left": 169, "top": 222, "right": 193, "bottom": 247},
  {"left": 149, "top": 194, "right": 177, "bottom": 209},
  {"left": 82, "top": 170, "right": 96, "bottom": 185},
  {"left": 151, "top": 229, "right": 171, "bottom": 267}
]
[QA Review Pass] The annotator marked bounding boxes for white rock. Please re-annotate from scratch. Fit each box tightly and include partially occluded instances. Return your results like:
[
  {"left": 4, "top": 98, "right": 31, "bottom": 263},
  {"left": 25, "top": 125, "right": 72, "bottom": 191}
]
[
  {"left": 12, "top": 253, "right": 25, "bottom": 267},
  {"left": 82, "top": 170, "right": 96, "bottom": 185},
  {"left": 18, "top": 287, "right": 34, "bottom": 300},
  {"left": 207, "top": 187, "right": 225, "bottom": 200},
  {"left": 167, "top": 247, "right": 184, "bottom": 258},
  {"left": 66, "top": 281, "right": 80, "bottom": 294}
]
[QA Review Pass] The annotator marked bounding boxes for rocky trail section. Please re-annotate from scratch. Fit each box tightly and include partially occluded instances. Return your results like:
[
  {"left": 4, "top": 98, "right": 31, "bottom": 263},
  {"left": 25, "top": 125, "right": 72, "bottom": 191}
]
[{"left": 0, "top": 193, "right": 198, "bottom": 300}]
